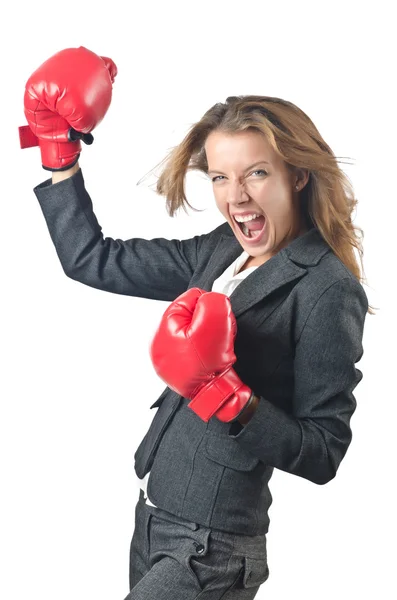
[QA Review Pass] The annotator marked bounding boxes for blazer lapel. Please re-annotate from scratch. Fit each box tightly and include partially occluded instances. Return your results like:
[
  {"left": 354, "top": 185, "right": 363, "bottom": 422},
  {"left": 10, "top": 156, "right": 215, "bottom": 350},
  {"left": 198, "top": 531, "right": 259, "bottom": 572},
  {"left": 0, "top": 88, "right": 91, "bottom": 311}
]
[{"left": 197, "top": 226, "right": 331, "bottom": 319}]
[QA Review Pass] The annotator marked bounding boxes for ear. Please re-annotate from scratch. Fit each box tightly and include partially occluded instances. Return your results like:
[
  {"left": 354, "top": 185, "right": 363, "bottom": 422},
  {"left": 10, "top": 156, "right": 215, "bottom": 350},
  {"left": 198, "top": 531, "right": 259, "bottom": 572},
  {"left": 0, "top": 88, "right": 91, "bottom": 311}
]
[{"left": 295, "top": 168, "right": 310, "bottom": 190}]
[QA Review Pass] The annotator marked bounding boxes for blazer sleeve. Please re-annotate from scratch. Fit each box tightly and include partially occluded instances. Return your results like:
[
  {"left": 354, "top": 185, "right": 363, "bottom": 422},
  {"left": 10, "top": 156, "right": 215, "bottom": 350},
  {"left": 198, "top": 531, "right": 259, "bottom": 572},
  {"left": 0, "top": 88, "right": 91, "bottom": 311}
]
[
  {"left": 228, "top": 276, "right": 369, "bottom": 485},
  {"left": 33, "top": 168, "right": 209, "bottom": 302}
]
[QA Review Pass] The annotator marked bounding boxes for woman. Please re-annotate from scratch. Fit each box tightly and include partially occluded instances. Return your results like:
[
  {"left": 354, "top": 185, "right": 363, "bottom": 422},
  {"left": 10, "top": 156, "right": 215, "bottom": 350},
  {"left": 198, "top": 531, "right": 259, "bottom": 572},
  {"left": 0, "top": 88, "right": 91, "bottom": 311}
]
[{"left": 22, "top": 47, "right": 372, "bottom": 599}]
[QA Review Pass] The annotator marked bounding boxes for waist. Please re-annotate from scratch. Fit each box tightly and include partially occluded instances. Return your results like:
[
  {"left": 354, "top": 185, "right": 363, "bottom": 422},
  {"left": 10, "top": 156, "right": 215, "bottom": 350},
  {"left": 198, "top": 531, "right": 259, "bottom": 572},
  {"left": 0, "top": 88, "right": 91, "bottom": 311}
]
[{"left": 138, "top": 488, "right": 268, "bottom": 555}]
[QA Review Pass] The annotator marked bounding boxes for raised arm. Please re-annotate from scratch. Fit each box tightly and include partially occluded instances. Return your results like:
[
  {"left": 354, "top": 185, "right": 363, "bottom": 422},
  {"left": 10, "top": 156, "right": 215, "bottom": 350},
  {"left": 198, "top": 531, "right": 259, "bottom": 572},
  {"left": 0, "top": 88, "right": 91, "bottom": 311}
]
[
  {"left": 34, "top": 166, "right": 209, "bottom": 302},
  {"left": 21, "top": 48, "right": 209, "bottom": 302}
]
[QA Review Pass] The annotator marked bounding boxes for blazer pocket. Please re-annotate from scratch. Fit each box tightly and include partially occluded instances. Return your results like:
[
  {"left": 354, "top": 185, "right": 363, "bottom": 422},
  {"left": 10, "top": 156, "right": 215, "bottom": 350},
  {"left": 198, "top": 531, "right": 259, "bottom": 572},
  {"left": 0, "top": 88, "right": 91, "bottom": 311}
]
[{"left": 204, "top": 432, "right": 259, "bottom": 471}]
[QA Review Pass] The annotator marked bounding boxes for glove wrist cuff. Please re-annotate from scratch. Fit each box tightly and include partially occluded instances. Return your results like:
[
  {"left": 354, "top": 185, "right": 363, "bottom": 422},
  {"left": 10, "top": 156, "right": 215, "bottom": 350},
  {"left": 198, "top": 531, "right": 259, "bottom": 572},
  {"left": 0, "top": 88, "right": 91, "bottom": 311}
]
[
  {"left": 40, "top": 140, "right": 81, "bottom": 171},
  {"left": 188, "top": 367, "right": 252, "bottom": 422}
]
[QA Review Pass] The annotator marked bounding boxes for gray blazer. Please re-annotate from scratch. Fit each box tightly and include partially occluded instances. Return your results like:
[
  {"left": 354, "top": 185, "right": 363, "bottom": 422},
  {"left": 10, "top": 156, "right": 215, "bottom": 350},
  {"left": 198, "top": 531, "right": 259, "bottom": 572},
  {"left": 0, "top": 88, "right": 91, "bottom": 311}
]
[{"left": 34, "top": 168, "right": 368, "bottom": 536}]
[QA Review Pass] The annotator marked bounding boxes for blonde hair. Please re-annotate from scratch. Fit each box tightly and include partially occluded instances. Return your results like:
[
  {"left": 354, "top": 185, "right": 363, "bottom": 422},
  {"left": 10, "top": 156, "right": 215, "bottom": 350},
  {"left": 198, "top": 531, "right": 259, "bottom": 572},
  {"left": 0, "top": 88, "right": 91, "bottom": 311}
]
[{"left": 152, "top": 95, "right": 375, "bottom": 315}]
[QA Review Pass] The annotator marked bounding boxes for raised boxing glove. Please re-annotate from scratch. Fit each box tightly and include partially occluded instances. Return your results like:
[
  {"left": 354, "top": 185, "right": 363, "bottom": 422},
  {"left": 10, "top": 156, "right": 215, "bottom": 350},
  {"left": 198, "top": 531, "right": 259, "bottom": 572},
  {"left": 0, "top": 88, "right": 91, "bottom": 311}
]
[
  {"left": 149, "top": 287, "right": 255, "bottom": 423},
  {"left": 19, "top": 46, "right": 117, "bottom": 170}
]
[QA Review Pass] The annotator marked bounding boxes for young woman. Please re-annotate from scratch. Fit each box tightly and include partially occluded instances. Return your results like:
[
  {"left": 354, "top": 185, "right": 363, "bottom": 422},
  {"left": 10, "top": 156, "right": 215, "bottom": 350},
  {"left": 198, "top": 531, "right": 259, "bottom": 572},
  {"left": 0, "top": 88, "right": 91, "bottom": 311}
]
[{"left": 21, "top": 47, "right": 372, "bottom": 599}]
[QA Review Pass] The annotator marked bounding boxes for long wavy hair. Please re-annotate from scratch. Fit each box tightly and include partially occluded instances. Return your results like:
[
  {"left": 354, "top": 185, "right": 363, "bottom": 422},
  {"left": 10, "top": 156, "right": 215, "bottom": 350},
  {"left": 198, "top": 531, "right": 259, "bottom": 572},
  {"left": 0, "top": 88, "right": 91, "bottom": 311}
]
[{"left": 148, "top": 95, "right": 374, "bottom": 315}]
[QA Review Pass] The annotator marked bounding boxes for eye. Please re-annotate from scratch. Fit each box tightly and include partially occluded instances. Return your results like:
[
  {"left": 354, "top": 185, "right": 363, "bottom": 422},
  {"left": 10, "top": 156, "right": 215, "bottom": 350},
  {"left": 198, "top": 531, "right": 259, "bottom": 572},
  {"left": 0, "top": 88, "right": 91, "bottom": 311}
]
[{"left": 211, "top": 170, "right": 267, "bottom": 183}]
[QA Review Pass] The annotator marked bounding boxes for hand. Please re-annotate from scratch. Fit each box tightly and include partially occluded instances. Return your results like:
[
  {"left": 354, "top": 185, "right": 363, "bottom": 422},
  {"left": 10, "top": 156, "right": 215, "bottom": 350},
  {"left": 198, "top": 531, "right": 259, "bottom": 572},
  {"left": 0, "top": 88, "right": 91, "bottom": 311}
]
[
  {"left": 149, "top": 288, "right": 254, "bottom": 423},
  {"left": 19, "top": 46, "right": 117, "bottom": 170}
]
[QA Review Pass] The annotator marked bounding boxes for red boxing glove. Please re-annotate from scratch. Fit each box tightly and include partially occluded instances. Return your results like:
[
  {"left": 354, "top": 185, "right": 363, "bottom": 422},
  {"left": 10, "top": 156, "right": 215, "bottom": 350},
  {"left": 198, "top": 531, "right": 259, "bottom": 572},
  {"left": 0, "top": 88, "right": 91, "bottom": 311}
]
[
  {"left": 149, "top": 288, "right": 254, "bottom": 423},
  {"left": 18, "top": 46, "right": 117, "bottom": 171}
]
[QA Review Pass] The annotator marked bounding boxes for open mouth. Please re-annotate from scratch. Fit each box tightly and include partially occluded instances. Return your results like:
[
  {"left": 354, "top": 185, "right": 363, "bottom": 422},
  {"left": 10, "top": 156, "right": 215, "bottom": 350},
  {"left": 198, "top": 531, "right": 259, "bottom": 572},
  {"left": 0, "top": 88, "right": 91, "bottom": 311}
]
[{"left": 234, "top": 216, "right": 267, "bottom": 243}]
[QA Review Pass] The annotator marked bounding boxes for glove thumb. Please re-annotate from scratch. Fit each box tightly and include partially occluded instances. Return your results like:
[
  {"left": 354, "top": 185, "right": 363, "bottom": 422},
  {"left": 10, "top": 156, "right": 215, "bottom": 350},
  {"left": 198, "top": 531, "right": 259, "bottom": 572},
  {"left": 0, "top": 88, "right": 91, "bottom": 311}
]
[{"left": 100, "top": 56, "right": 118, "bottom": 83}]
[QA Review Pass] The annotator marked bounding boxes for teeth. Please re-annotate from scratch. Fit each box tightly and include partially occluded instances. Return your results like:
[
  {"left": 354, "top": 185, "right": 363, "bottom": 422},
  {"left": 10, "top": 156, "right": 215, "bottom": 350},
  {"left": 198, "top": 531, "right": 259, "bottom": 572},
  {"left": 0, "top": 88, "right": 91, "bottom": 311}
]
[{"left": 234, "top": 214, "right": 261, "bottom": 223}]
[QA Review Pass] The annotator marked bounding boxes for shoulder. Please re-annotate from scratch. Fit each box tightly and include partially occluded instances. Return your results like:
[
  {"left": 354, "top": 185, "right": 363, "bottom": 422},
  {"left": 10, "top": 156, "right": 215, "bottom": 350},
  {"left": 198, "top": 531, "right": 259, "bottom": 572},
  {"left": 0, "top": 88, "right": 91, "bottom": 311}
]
[
  {"left": 182, "top": 220, "right": 233, "bottom": 259},
  {"left": 307, "top": 250, "right": 368, "bottom": 308},
  {"left": 288, "top": 238, "right": 369, "bottom": 342},
  {"left": 286, "top": 228, "right": 368, "bottom": 308}
]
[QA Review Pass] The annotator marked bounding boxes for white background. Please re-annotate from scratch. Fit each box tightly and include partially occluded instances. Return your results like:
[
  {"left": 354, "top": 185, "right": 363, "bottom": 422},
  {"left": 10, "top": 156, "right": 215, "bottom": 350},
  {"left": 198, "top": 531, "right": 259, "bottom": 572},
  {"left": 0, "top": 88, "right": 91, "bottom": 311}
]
[{"left": 1, "top": 1, "right": 395, "bottom": 598}]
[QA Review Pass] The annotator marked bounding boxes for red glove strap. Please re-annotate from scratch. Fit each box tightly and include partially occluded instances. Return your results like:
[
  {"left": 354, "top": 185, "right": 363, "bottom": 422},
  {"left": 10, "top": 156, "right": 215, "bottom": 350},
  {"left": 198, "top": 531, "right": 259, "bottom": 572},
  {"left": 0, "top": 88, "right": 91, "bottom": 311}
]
[
  {"left": 188, "top": 367, "right": 252, "bottom": 422},
  {"left": 19, "top": 125, "right": 39, "bottom": 149}
]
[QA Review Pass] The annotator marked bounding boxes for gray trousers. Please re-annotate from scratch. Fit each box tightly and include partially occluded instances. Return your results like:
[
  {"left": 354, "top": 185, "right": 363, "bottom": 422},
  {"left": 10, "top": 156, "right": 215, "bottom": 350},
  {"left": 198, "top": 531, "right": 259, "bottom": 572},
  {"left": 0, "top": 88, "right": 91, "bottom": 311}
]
[{"left": 123, "top": 489, "right": 269, "bottom": 599}]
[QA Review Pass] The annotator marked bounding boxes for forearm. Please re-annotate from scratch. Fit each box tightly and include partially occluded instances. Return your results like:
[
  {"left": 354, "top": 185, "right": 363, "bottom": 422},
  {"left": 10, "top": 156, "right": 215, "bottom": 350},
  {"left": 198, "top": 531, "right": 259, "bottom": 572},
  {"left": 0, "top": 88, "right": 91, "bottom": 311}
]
[
  {"left": 236, "top": 394, "right": 260, "bottom": 425},
  {"left": 52, "top": 162, "right": 80, "bottom": 184},
  {"left": 34, "top": 169, "right": 137, "bottom": 293},
  {"left": 33, "top": 169, "right": 202, "bottom": 300},
  {"left": 229, "top": 392, "right": 355, "bottom": 485}
]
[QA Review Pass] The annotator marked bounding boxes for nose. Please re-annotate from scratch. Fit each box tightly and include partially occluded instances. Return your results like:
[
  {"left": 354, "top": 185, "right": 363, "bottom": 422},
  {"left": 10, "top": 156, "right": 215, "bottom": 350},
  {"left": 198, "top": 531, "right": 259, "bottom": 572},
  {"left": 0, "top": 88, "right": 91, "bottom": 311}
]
[{"left": 226, "top": 180, "right": 250, "bottom": 206}]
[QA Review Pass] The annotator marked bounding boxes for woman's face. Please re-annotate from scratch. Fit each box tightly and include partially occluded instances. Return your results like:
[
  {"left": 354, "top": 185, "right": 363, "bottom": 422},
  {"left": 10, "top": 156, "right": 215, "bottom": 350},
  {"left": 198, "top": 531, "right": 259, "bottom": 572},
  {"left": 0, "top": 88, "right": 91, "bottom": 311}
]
[{"left": 205, "top": 129, "right": 309, "bottom": 265}]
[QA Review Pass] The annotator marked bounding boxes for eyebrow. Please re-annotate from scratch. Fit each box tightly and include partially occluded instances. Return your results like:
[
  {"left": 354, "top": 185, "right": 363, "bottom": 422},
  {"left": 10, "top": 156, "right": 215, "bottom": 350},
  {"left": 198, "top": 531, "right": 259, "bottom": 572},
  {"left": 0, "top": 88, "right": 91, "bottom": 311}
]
[{"left": 207, "top": 160, "right": 270, "bottom": 176}]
